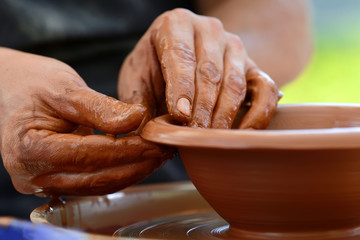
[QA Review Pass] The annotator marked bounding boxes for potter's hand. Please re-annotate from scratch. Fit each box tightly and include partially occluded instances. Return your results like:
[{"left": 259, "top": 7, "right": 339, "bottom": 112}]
[
  {"left": 118, "top": 8, "right": 281, "bottom": 129},
  {"left": 0, "top": 48, "right": 172, "bottom": 196}
]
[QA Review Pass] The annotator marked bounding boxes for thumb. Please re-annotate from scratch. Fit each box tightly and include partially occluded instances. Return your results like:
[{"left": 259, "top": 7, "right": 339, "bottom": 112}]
[{"left": 46, "top": 88, "right": 147, "bottom": 134}]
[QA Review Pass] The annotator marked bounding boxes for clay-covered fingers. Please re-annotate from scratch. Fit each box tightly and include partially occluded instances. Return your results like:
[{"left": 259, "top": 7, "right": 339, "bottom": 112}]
[
  {"left": 152, "top": 10, "right": 238, "bottom": 128},
  {"left": 118, "top": 33, "right": 164, "bottom": 123},
  {"left": 152, "top": 9, "right": 196, "bottom": 123},
  {"left": 239, "top": 68, "right": 281, "bottom": 129},
  {"left": 211, "top": 34, "right": 247, "bottom": 129},
  {"left": 45, "top": 88, "right": 147, "bottom": 135},
  {"left": 189, "top": 16, "right": 227, "bottom": 128},
  {"left": 20, "top": 129, "right": 170, "bottom": 173},
  {"left": 31, "top": 158, "right": 163, "bottom": 196},
  {"left": 17, "top": 129, "right": 173, "bottom": 195},
  {"left": 122, "top": 9, "right": 280, "bottom": 130}
]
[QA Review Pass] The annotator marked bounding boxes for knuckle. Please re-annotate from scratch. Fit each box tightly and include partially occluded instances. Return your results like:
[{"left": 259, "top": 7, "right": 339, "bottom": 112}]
[
  {"left": 228, "top": 33, "right": 244, "bottom": 49},
  {"left": 160, "top": 40, "right": 196, "bottom": 63},
  {"left": 159, "top": 8, "right": 193, "bottom": 22},
  {"left": 18, "top": 130, "right": 57, "bottom": 174},
  {"left": 207, "top": 16, "right": 224, "bottom": 30},
  {"left": 248, "top": 69, "right": 279, "bottom": 94},
  {"left": 170, "top": 8, "right": 193, "bottom": 17},
  {"left": 266, "top": 78, "right": 277, "bottom": 90},
  {"left": 158, "top": 43, "right": 196, "bottom": 81},
  {"left": 197, "top": 60, "right": 222, "bottom": 85},
  {"left": 72, "top": 148, "right": 87, "bottom": 170},
  {"left": 158, "top": 12, "right": 171, "bottom": 24},
  {"left": 225, "top": 70, "right": 246, "bottom": 97},
  {"left": 1, "top": 125, "right": 33, "bottom": 169},
  {"left": 258, "top": 71, "right": 277, "bottom": 88},
  {"left": 19, "top": 133, "right": 36, "bottom": 162}
]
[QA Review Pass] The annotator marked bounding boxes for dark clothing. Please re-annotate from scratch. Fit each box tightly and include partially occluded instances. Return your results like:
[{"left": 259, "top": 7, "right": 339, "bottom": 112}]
[
  {"left": 0, "top": 0, "right": 194, "bottom": 97},
  {"left": 0, "top": 0, "right": 194, "bottom": 219}
]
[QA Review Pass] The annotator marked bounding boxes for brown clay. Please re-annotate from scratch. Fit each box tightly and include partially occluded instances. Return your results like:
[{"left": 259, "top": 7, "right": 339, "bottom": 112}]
[{"left": 142, "top": 104, "right": 360, "bottom": 239}]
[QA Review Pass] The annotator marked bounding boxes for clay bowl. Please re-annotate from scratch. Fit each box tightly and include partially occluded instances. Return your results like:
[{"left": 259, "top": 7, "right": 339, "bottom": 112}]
[{"left": 141, "top": 103, "right": 360, "bottom": 240}]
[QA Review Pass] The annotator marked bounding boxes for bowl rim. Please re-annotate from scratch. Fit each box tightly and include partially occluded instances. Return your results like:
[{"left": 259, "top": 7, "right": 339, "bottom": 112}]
[{"left": 141, "top": 103, "right": 360, "bottom": 150}]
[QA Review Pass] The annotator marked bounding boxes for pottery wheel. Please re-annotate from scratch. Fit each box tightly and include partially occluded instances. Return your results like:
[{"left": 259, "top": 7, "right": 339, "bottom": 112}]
[
  {"left": 114, "top": 212, "right": 229, "bottom": 239},
  {"left": 31, "top": 182, "right": 225, "bottom": 239},
  {"left": 32, "top": 182, "right": 360, "bottom": 240}
]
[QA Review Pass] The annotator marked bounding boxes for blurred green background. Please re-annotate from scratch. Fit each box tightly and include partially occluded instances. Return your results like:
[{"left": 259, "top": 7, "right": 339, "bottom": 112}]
[{"left": 280, "top": 0, "right": 360, "bottom": 103}]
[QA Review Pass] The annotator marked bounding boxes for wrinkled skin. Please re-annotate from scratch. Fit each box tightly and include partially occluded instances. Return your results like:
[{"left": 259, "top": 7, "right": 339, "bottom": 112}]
[
  {"left": 119, "top": 9, "right": 281, "bottom": 129},
  {"left": 0, "top": 47, "right": 173, "bottom": 196},
  {"left": 1, "top": 9, "right": 282, "bottom": 197}
]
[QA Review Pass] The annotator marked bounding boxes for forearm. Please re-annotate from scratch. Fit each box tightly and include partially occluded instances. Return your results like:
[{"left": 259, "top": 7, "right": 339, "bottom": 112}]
[{"left": 196, "top": 0, "right": 313, "bottom": 87}]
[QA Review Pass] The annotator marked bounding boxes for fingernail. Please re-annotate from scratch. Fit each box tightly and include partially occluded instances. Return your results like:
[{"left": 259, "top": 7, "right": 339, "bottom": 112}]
[{"left": 176, "top": 98, "right": 191, "bottom": 117}]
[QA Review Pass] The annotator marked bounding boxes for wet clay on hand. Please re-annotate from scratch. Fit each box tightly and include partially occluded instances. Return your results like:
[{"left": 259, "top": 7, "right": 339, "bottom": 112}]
[
  {"left": 0, "top": 47, "right": 173, "bottom": 196},
  {"left": 118, "top": 8, "right": 281, "bottom": 130}
]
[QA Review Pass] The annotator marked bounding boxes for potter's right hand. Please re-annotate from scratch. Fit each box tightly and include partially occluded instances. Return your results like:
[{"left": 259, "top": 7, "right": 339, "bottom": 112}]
[
  {"left": 118, "top": 9, "right": 281, "bottom": 130},
  {"left": 0, "top": 48, "right": 172, "bottom": 196}
]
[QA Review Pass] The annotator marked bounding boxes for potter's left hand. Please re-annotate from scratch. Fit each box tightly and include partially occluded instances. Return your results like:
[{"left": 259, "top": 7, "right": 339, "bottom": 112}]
[
  {"left": 0, "top": 48, "right": 173, "bottom": 196},
  {"left": 118, "top": 8, "right": 281, "bottom": 129}
]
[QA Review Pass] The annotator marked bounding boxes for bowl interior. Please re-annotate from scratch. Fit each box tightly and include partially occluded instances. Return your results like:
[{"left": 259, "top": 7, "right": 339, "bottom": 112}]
[
  {"left": 141, "top": 104, "right": 360, "bottom": 149},
  {"left": 266, "top": 103, "right": 360, "bottom": 130}
]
